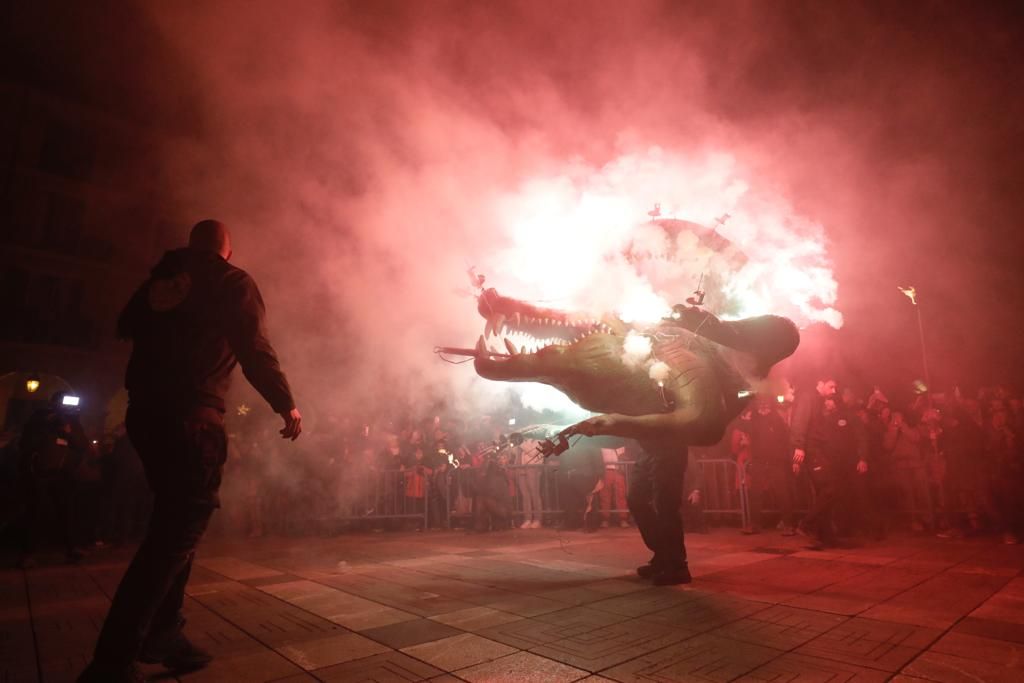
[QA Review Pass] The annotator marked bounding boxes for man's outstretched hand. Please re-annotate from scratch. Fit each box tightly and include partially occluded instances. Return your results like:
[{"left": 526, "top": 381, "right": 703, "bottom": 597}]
[
  {"left": 566, "top": 414, "right": 615, "bottom": 438},
  {"left": 279, "top": 408, "right": 302, "bottom": 440}
]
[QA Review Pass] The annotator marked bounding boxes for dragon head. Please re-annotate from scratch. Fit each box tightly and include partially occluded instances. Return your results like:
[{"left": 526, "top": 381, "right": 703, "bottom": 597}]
[
  {"left": 468, "top": 288, "right": 799, "bottom": 418},
  {"left": 473, "top": 288, "right": 647, "bottom": 412}
]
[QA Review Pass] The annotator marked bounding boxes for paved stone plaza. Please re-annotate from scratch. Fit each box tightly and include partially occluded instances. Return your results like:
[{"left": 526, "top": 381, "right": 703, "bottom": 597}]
[{"left": 2, "top": 527, "right": 1023, "bottom": 682}]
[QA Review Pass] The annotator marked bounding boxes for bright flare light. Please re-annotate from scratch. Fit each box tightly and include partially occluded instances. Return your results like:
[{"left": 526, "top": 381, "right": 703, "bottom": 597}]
[
  {"left": 483, "top": 148, "right": 842, "bottom": 412},
  {"left": 488, "top": 148, "right": 841, "bottom": 328}
]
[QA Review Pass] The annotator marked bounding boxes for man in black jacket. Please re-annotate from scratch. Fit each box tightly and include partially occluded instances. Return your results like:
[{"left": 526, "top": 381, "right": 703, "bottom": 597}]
[
  {"left": 80, "top": 220, "right": 302, "bottom": 683},
  {"left": 791, "top": 378, "right": 866, "bottom": 549}
]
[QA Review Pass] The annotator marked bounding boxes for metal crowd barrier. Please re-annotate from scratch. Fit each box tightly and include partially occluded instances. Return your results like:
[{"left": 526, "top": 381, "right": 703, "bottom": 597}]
[
  {"left": 442, "top": 457, "right": 747, "bottom": 529},
  {"left": 239, "top": 455, "right": 944, "bottom": 536},
  {"left": 315, "top": 458, "right": 750, "bottom": 532},
  {"left": 328, "top": 468, "right": 432, "bottom": 528}
]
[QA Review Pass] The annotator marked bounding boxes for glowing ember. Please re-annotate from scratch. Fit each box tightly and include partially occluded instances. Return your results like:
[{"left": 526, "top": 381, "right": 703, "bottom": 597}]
[
  {"left": 898, "top": 285, "right": 918, "bottom": 305},
  {"left": 621, "top": 330, "right": 653, "bottom": 367},
  {"left": 649, "top": 361, "right": 672, "bottom": 385}
]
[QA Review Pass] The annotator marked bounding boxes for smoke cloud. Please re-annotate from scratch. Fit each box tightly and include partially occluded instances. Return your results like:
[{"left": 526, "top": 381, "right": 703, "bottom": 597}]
[{"left": 97, "top": 0, "right": 1024, "bottom": 421}]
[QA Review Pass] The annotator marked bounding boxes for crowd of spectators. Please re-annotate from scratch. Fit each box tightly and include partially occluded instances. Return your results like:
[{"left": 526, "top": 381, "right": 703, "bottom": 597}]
[
  {"left": 1, "top": 379, "right": 1022, "bottom": 566},
  {"left": 730, "top": 381, "right": 1024, "bottom": 547}
]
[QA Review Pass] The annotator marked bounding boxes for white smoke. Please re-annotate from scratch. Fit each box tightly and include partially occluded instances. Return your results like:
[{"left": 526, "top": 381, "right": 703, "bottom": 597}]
[
  {"left": 621, "top": 330, "right": 654, "bottom": 368},
  {"left": 649, "top": 361, "right": 672, "bottom": 385}
]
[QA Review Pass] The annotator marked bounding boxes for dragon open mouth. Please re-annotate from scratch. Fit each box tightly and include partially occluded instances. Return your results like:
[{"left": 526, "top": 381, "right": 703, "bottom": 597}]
[{"left": 473, "top": 288, "right": 622, "bottom": 358}]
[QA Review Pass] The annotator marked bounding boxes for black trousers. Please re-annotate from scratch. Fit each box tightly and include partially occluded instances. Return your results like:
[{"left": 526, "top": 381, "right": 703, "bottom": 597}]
[
  {"left": 91, "top": 404, "right": 226, "bottom": 668},
  {"left": 747, "top": 461, "right": 796, "bottom": 531},
  {"left": 802, "top": 457, "right": 838, "bottom": 544},
  {"left": 627, "top": 445, "right": 687, "bottom": 571}
]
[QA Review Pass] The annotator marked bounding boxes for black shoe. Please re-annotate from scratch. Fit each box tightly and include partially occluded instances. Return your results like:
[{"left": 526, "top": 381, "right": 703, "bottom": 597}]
[
  {"left": 77, "top": 661, "right": 146, "bottom": 683},
  {"left": 140, "top": 625, "right": 212, "bottom": 673},
  {"left": 636, "top": 563, "right": 657, "bottom": 578},
  {"left": 652, "top": 566, "right": 693, "bottom": 586}
]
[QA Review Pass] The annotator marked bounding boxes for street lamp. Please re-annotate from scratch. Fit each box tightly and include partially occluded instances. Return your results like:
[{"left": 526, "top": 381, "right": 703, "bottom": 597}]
[{"left": 25, "top": 375, "right": 41, "bottom": 394}]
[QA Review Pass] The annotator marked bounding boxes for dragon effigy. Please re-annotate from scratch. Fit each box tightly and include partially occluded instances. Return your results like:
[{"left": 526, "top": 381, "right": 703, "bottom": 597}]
[
  {"left": 439, "top": 283, "right": 799, "bottom": 584},
  {"left": 469, "top": 287, "right": 799, "bottom": 446}
]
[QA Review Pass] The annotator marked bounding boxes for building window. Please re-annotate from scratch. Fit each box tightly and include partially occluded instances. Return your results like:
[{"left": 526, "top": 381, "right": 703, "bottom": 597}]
[
  {"left": 0, "top": 268, "right": 94, "bottom": 348},
  {"left": 41, "top": 192, "right": 85, "bottom": 254},
  {"left": 39, "top": 121, "right": 96, "bottom": 181}
]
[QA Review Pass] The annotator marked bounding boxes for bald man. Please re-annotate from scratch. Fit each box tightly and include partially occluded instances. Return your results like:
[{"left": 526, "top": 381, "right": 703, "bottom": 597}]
[{"left": 80, "top": 220, "right": 301, "bottom": 683}]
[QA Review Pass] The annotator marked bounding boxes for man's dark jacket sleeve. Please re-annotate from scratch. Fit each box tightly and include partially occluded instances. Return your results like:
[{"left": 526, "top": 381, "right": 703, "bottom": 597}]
[
  {"left": 224, "top": 272, "right": 295, "bottom": 414},
  {"left": 790, "top": 395, "right": 813, "bottom": 451}
]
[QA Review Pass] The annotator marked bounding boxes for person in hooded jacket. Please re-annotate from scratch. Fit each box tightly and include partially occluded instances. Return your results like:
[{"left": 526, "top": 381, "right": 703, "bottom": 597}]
[{"left": 79, "top": 220, "right": 302, "bottom": 683}]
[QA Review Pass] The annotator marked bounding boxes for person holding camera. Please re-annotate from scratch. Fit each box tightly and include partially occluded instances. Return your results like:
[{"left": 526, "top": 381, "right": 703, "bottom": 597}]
[
  {"left": 79, "top": 220, "right": 301, "bottom": 683},
  {"left": 16, "top": 391, "right": 89, "bottom": 567}
]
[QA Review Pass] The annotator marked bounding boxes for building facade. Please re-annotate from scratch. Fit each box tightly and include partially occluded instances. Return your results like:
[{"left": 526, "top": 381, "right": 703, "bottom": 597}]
[{"left": 0, "top": 80, "right": 177, "bottom": 433}]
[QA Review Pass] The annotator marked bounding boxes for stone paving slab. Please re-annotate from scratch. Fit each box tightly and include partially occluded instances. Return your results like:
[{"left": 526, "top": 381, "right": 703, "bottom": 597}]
[
  {"left": 428, "top": 605, "right": 524, "bottom": 631},
  {"left": 360, "top": 617, "right": 465, "bottom": 648},
  {"left": 710, "top": 604, "right": 849, "bottom": 650},
  {"left": 901, "top": 650, "right": 1023, "bottom": 682},
  {"left": 530, "top": 616, "right": 694, "bottom": 672},
  {"left": 477, "top": 616, "right": 586, "bottom": 651},
  {"left": 697, "top": 577, "right": 805, "bottom": 604},
  {"left": 275, "top": 630, "right": 391, "bottom": 670},
  {"left": 860, "top": 569, "right": 1012, "bottom": 628},
  {"left": 481, "top": 592, "right": 572, "bottom": 617},
  {"left": 258, "top": 579, "right": 421, "bottom": 631},
  {"left": 188, "top": 581, "right": 347, "bottom": 647},
  {"left": 736, "top": 652, "right": 891, "bottom": 682},
  {"left": 637, "top": 592, "right": 773, "bottom": 633},
  {"left": 198, "top": 556, "right": 286, "bottom": 581},
  {"left": 455, "top": 651, "right": 589, "bottom": 682},
  {"left": 6, "top": 529, "right": 1024, "bottom": 682},
  {"left": 314, "top": 650, "right": 444, "bottom": 682},
  {"left": 178, "top": 648, "right": 306, "bottom": 681},
  {"left": 311, "top": 572, "right": 480, "bottom": 617},
  {"left": 968, "top": 576, "right": 1024, "bottom": 623},
  {"left": 929, "top": 630, "right": 1024, "bottom": 667},
  {"left": 785, "top": 565, "right": 934, "bottom": 615},
  {"left": 703, "top": 556, "right": 871, "bottom": 593},
  {"left": 587, "top": 586, "right": 702, "bottom": 618},
  {"left": 953, "top": 615, "right": 1024, "bottom": 644},
  {"left": 600, "top": 633, "right": 782, "bottom": 682},
  {"left": 400, "top": 632, "right": 517, "bottom": 671},
  {"left": 181, "top": 598, "right": 272, "bottom": 659},
  {"left": 796, "top": 616, "right": 943, "bottom": 672}
]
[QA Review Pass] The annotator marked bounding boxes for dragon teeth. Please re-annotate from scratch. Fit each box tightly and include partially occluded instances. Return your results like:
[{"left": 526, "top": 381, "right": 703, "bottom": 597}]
[{"left": 504, "top": 338, "right": 519, "bottom": 355}]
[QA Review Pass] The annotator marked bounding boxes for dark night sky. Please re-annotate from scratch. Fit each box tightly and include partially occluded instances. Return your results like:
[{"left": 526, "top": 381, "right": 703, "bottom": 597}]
[{"left": 5, "top": 0, "right": 1024, "bottom": 410}]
